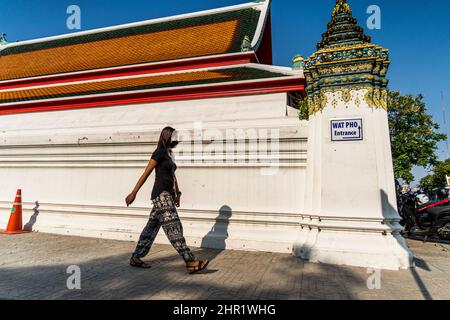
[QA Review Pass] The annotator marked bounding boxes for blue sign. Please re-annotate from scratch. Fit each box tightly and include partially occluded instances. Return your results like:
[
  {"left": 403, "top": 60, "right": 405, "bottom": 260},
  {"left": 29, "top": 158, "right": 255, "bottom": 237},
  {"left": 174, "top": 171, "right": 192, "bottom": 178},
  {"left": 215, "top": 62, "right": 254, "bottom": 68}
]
[{"left": 331, "top": 119, "right": 363, "bottom": 141}]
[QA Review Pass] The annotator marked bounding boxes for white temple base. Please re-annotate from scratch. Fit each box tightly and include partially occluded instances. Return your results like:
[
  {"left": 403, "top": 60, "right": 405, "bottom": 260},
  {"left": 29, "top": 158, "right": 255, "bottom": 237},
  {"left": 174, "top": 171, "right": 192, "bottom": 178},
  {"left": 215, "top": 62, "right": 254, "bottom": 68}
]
[
  {"left": 0, "top": 92, "right": 414, "bottom": 270},
  {"left": 292, "top": 221, "right": 413, "bottom": 270},
  {"left": 0, "top": 201, "right": 301, "bottom": 254}
]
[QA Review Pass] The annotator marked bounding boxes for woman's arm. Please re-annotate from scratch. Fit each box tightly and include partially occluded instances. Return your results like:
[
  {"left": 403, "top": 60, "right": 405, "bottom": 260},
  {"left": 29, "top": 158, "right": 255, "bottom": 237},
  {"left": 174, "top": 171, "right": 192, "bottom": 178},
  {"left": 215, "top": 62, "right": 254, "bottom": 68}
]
[
  {"left": 173, "top": 172, "right": 182, "bottom": 207},
  {"left": 125, "top": 159, "right": 158, "bottom": 207},
  {"left": 173, "top": 172, "right": 181, "bottom": 195}
]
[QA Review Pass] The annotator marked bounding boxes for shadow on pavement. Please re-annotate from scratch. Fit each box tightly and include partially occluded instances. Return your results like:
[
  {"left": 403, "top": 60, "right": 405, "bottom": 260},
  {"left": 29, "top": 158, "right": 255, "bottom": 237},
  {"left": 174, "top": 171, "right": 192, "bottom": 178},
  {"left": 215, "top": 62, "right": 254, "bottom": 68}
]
[
  {"left": 407, "top": 235, "right": 450, "bottom": 245},
  {"left": 0, "top": 246, "right": 366, "bottom": 300}
]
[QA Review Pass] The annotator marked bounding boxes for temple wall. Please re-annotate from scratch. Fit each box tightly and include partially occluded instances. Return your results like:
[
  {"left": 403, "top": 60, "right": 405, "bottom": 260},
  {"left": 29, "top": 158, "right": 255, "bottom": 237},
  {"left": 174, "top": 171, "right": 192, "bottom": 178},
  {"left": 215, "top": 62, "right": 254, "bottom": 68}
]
[{"left": 0, "top": 93, "right": 308, "bottom": 253}]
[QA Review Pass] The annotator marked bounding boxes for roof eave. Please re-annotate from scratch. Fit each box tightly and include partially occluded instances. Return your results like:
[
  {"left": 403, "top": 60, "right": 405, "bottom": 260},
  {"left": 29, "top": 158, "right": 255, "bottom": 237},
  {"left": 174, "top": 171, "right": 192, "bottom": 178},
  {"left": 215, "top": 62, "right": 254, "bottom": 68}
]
[{"left": 0, "top": 75, "right": 305, "bottom": 116}]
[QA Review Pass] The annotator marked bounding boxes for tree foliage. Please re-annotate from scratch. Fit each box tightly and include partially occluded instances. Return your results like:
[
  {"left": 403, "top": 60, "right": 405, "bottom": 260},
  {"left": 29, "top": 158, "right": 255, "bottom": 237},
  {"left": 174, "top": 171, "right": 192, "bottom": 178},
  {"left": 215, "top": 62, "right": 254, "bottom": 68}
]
[
  {"left": 388, "top": 91, "right": 447, "bottom": 183},
  {"left": 419, "top": 158, "right": 450, "bottom": 192}
]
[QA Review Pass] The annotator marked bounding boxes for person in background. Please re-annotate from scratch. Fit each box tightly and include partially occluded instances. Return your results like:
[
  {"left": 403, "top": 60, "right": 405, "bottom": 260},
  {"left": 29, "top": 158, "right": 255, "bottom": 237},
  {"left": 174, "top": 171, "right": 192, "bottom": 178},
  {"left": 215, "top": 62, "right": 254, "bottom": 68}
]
[{"left": 438, "top": 189, "right": 448, "bottom": 201}]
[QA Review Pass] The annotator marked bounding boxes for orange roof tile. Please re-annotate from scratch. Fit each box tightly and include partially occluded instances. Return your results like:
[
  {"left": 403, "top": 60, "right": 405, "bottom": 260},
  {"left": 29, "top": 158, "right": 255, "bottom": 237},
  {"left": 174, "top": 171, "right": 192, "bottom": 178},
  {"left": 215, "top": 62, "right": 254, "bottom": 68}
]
[
  {"left": 0, "top": 7, "right": 265, "bottom": 82},
  {"left": 0, "top": 67, "right": 288, "bottom": 104}
]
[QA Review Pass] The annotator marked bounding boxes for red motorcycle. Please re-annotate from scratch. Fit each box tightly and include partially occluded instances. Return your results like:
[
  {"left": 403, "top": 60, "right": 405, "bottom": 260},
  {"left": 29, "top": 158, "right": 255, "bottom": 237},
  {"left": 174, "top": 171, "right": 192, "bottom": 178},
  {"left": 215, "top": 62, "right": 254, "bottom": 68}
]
[{"left": 400, "top": 195, "right": 450, "bottom": 241}]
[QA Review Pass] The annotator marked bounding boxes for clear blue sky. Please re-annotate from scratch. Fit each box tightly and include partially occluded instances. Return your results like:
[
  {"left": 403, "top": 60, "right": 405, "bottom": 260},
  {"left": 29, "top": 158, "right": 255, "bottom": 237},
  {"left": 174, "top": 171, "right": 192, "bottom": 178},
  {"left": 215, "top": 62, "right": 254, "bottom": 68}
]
[{"left": 1, "top": 0, "right": 449, "bottom": 183}]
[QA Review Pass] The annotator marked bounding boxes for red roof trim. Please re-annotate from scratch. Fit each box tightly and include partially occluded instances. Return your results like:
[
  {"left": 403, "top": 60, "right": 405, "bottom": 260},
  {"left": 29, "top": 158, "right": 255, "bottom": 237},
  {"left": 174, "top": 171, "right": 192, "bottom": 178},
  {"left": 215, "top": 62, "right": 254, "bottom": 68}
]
[
  {"left": 0, "top": 78, "right": 305, "bottom": 116},
  {"left": 255, "top": 8, "right": 273, "bottom": 65},
  {"left": 0, "top": 53, "right": 257, "bottom": 90}
]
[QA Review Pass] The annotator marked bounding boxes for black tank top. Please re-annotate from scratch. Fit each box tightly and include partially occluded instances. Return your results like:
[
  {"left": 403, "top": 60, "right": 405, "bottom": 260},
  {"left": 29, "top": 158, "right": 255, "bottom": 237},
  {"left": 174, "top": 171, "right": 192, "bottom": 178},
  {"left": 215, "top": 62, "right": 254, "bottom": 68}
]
[{"left": 151, "top": 148, "right": 177, "bottom": 200}]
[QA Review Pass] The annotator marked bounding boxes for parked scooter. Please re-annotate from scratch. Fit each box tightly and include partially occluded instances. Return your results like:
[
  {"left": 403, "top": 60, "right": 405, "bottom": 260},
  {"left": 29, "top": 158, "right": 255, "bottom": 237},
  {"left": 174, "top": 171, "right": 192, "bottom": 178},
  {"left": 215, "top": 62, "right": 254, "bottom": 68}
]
[{"left": 399, "top": 192, "right": 450, "bottom": 241}]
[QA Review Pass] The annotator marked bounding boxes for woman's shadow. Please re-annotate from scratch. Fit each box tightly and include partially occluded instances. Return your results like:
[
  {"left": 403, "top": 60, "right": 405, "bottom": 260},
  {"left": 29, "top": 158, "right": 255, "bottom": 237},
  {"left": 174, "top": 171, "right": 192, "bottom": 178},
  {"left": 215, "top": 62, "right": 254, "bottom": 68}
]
[
  {"left": 24, "top": 201, "right": 40, "bottom": 232},
  {"left": 200, "top": 205, "right": 232, "bottom": 263}
]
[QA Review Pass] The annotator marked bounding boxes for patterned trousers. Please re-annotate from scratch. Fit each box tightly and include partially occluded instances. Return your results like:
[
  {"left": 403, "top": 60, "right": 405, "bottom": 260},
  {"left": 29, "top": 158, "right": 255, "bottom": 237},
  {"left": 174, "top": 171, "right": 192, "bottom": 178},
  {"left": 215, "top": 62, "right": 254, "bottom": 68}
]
[{"left": 132, "top": 191, "right": 196, "bottom": 262}]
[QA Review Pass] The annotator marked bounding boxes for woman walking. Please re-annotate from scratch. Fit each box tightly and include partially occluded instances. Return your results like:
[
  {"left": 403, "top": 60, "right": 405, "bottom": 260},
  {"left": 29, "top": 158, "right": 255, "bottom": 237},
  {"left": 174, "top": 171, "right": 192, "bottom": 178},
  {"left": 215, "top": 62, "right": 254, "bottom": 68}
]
[{"left": 126, "top": 127, "right": 209, "bottom": 274}]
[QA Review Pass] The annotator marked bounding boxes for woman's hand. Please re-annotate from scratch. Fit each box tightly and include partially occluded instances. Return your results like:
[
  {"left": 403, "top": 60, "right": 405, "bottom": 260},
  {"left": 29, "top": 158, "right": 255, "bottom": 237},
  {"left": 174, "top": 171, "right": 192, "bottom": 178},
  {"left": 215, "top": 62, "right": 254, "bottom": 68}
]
[
  {"left": 126, "top": 192, "right": 137, "bottom": 207},
  {"left": 126, "top": 159, "right": 157, "bottom": 207},
  {"left": 175, "top": 194, "right": 181, "bottom": 208}
]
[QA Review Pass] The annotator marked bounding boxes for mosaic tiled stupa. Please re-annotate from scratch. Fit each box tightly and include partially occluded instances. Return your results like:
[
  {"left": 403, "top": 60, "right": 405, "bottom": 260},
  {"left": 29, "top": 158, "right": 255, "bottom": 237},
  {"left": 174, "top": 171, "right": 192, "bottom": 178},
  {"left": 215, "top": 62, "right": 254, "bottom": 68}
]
[
  {"left": 298, "top": 0, "right": 412, "bottom": 270},
  {"left": 304, "top": 0, "right": 390, "bottom": 114}
]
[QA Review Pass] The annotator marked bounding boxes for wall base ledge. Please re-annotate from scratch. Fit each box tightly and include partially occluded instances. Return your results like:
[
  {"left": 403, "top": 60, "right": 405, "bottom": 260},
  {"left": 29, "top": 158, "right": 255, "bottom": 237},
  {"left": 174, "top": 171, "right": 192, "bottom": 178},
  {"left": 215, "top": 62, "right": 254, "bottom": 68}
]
[{"left": 292, "top": 228, "right": 414, "bottom": 270}]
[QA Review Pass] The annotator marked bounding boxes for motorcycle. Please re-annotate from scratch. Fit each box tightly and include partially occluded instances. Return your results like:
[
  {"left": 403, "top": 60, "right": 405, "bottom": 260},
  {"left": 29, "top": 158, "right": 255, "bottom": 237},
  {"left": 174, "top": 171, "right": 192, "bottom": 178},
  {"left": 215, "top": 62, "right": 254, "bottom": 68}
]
[{"left": 399, "top": 192, "right": 450, "bottom": 241}]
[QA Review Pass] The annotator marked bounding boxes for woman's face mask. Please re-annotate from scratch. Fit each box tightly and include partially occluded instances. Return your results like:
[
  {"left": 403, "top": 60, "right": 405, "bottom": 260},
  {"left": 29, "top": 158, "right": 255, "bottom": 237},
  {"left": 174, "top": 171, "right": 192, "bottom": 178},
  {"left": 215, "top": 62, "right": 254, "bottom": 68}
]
[{"left": 170, "top": 130, "right": 179, "bottom": 149}]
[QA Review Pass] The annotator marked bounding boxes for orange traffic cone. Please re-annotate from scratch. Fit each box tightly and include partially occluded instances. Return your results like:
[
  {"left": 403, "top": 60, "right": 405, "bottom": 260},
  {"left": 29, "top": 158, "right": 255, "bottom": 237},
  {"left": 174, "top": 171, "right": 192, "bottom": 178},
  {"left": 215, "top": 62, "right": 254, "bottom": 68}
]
[{"left": 1, "top": 189, "right": 31, "bottom": 235}]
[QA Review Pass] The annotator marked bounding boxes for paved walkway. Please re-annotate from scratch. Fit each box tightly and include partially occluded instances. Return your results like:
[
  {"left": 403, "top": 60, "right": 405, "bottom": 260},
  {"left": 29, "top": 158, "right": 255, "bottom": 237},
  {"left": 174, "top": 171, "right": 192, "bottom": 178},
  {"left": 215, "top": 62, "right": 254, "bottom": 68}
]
[{"left": 0, "top": 233, "right": 449, "bottom": 300}]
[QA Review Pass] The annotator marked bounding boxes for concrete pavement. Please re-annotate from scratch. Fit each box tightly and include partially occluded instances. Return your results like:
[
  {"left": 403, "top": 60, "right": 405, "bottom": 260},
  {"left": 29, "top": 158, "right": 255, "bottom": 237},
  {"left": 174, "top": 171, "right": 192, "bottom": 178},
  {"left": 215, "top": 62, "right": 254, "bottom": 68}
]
[{"left": 0, "top": 233, "right": 449, "bottom": 300}]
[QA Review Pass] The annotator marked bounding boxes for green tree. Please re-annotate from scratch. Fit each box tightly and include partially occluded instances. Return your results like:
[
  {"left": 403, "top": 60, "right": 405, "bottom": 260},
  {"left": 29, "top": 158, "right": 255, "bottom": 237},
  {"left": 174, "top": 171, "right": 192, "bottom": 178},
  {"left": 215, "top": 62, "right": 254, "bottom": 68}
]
[
  {"left": 419, "top": 158, "right": 450, "bottom": 192},
  {"left": 419, "top": 174, "right": 435, "bottom": 192},
  {"left": 388, "top": 91, "right": 447, "bottom": 183}
]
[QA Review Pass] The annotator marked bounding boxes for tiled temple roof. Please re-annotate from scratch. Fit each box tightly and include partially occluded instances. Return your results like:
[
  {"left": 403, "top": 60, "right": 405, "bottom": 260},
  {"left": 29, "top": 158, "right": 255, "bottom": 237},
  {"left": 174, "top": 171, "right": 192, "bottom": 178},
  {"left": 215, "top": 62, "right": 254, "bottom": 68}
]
[
  {"left": 0, "top": 2, "right": 269, "bottom": 82},
  {"left": 0, "top": 66, "right": 288, "bottom": 104},
  {"left": 0, "top": 1, "right": 306, "bottom": 115}
]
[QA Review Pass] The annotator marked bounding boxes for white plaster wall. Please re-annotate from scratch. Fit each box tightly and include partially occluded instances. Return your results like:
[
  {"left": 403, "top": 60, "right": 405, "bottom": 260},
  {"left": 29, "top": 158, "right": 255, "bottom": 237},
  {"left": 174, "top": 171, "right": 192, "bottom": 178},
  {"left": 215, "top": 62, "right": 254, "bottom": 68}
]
[
  {"left": 0, "top": 94, "right": 293, "bottom": 134},
  {"left": 0, "top": 93, "right": 308, "bottom": 254},
  {"left": 296, "top": 88, "right": 413, "bottom": 270},
  {"left": 305, "top": 89, "right": 397, "bottom": 219}
]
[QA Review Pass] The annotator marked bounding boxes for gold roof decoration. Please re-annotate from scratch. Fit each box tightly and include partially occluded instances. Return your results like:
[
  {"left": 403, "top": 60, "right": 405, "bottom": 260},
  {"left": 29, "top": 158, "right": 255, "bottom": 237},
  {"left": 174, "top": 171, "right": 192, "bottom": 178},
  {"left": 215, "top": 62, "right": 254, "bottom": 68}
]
[{"left": 332, "top": 0, "right": 352, "bottom": 17}]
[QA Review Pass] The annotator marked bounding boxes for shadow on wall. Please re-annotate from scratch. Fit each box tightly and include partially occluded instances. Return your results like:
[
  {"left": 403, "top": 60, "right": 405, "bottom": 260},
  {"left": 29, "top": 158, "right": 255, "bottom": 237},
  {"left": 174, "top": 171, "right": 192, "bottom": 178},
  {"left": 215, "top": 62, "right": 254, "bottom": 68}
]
[
  {"left": 380, "top": 189, "right": 410, "bottom": 253},
  {"left": 200, "top": 205, "right": 232, "bottom": 262},
  {"left": 24, "top": 201, "right": 40, "bottom": 232},
  {"left": 380, "top": 189, "right": 432, "bottom": 300}
]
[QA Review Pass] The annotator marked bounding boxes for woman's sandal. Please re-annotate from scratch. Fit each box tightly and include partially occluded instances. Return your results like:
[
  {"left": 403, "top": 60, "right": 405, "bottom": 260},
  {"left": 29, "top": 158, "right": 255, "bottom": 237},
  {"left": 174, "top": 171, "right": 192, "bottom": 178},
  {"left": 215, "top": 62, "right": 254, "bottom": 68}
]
[
  {"left": 130, "top": 257, "right": 152, "bottom": 269},
  {"left": 186, "top": 259, "right": 210, "bottom": 274}
]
